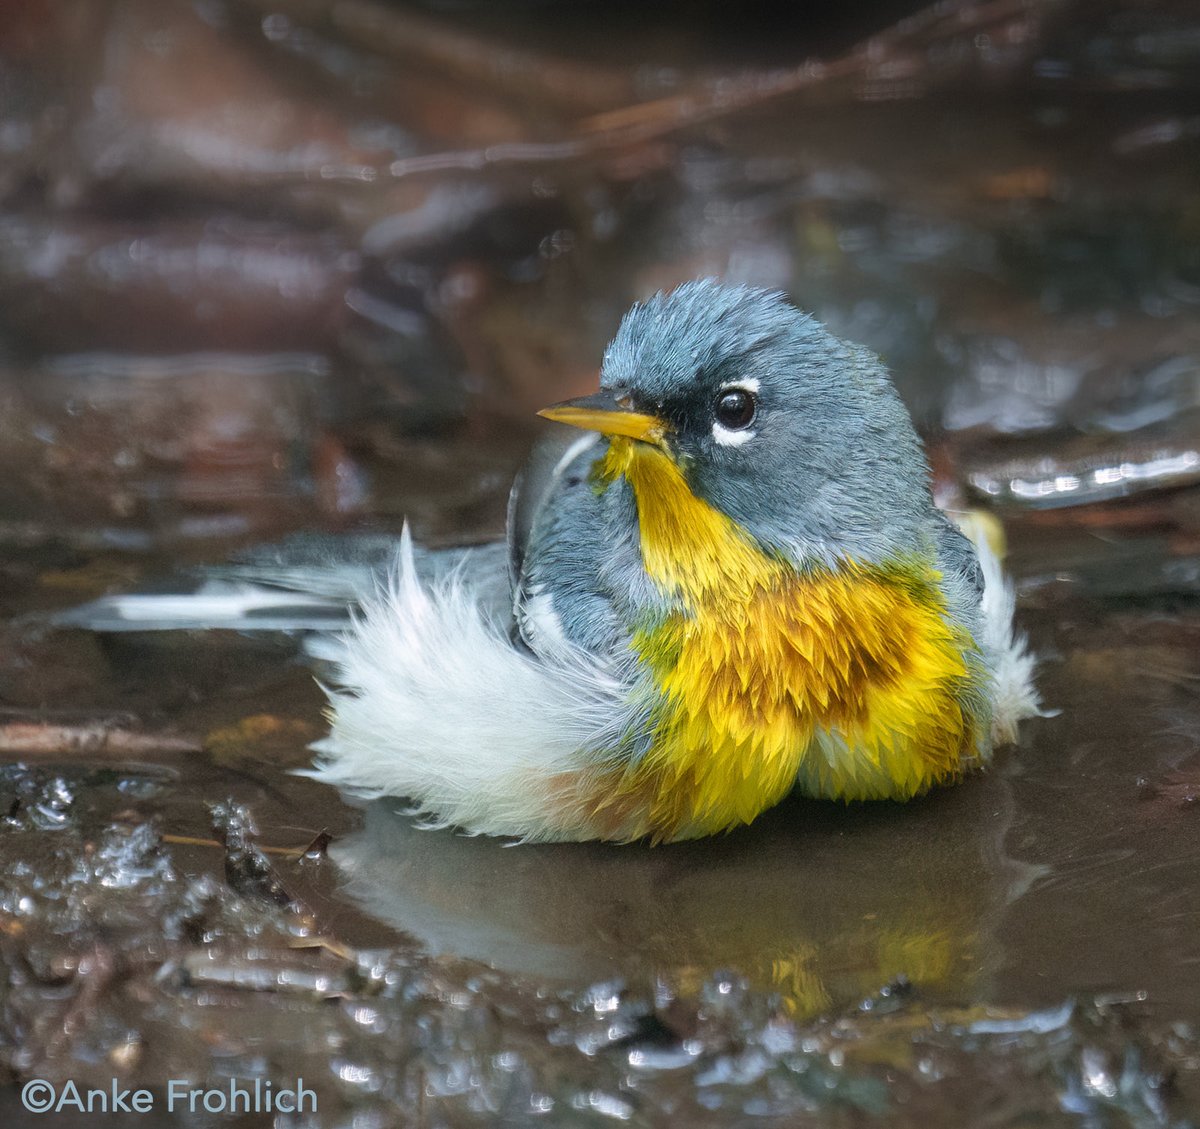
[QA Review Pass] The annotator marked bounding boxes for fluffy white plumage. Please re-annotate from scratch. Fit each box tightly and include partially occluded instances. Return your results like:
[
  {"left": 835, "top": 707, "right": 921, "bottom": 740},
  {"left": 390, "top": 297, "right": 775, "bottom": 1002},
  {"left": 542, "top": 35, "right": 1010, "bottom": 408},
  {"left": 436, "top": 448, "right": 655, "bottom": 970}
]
[
  {"left": 306, "top": 528, "right": 638, "bottom": 842},
  {"left": 973, "top": 531, "right": 1044, "bottom": 745}
]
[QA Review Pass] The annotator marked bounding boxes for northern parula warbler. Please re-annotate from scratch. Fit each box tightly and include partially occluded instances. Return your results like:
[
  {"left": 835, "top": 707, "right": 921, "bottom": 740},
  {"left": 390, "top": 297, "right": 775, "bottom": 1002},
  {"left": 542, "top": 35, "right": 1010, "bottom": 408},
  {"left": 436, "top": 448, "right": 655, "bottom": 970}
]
[{"left": 313, "top": 280, "right": 1041, "bottom": 843}]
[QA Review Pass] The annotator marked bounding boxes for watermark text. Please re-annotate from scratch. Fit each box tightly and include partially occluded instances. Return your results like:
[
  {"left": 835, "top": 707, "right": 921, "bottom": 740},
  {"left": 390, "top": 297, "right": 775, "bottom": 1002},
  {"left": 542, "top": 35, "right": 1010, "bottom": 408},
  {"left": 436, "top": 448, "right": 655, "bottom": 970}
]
[{"left": 20, "top": 1077, "right": 316, "bottom": 1115}]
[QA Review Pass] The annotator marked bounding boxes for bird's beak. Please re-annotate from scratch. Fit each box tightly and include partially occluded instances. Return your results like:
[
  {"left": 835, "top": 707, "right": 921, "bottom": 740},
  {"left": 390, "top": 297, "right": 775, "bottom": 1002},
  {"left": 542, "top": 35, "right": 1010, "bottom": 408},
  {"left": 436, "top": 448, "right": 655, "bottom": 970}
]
[{"left": 538, "top": 390, "right": 668, "bottom": 443}]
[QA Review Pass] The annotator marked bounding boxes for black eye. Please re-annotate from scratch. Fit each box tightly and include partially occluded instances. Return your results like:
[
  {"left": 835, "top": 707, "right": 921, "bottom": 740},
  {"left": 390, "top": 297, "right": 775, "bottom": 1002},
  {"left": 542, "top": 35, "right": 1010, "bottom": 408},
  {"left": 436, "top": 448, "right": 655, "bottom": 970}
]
[{"left": 714, "top": 387, "right": 757, "bottom": 430}]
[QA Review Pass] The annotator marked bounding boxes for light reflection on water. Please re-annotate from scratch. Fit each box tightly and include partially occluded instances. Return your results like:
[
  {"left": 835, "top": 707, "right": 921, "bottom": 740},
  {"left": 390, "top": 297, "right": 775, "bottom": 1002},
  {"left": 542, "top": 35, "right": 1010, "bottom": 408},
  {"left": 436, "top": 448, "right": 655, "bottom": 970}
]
[{"left": 331, "top": 776, "right": 1032, "bottom": 1016}]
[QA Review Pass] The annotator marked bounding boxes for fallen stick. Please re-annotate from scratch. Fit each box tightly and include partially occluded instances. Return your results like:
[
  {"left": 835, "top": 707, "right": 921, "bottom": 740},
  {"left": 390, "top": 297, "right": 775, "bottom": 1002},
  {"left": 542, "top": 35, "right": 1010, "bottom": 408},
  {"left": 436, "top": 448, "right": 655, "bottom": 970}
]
[
  {"left": 0, "top": 721, "right": 202, "bottom": 757},
  {"left": 370, "top": 0, "right": 1063, "bottom": 180}
]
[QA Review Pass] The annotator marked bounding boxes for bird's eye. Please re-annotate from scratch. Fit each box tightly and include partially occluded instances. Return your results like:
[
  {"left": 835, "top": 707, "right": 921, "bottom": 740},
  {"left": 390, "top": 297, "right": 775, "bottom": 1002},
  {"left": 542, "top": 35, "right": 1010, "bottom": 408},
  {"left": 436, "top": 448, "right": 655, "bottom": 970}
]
[{"left": 714, "top": 387, "right": 757, "bottom": 430}]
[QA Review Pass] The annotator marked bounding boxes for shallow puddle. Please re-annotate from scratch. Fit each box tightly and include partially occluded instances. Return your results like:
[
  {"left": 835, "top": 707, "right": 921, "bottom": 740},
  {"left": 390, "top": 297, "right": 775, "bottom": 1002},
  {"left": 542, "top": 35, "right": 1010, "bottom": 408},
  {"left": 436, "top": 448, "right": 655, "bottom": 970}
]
[
  {"left": 3, "top": 0, "right": 1200, "bottom": 1124},
  {"left": 3, "top": 463, "right": 1200, "bottom": 1126}
]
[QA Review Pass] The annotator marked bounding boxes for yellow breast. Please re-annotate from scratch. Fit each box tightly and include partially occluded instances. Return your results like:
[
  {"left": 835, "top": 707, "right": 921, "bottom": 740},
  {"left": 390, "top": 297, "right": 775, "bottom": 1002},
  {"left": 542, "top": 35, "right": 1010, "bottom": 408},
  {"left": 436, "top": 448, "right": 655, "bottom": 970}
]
[{"left": 592, "top": 437, "right": 986, "bottom": 842}]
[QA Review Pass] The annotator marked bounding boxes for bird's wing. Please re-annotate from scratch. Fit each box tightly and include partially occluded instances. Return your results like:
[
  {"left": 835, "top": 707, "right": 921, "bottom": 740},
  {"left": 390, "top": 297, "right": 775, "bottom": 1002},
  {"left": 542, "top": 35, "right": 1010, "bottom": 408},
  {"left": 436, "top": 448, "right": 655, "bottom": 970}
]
[
  {"left": 933, "top": 511, "right": 985, "bottom": 607},
  {"left": 508, "top": 427, "right": 646, "bottom": 661},
  {"left": 508, "top": 428, "right": 617, "bottom": 652},
  {"left": 506, "top": 427, "right": 602, "bottom": 590}
]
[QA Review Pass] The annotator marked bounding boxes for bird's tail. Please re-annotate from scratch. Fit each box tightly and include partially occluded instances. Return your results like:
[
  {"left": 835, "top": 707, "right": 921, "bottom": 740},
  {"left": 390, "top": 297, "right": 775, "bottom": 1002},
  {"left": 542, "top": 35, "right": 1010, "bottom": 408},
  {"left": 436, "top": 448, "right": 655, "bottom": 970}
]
[
  {"left": 52, "top": 533, "right": 508, "bottom": 636},
  {"left": 53, "top": 581, "right": 354, "bottom": 634},
  {"left": 52, "top": 532, "right": 399, "bottom": 634}
]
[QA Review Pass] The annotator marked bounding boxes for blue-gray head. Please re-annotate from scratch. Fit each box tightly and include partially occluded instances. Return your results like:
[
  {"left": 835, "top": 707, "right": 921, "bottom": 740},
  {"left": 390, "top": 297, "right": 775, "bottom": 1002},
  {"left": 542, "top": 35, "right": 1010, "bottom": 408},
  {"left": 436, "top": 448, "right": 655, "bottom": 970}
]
[{"left": 542, "top": 280, "right": 935, "bottom": 566}]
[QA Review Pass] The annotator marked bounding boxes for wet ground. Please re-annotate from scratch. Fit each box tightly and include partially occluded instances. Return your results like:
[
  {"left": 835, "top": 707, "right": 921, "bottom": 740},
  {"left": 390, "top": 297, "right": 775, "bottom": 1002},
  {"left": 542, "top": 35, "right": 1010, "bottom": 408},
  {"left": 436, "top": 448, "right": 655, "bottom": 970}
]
[{"left": 3, "top": 0, "right": 1200, "bottom": 1125}]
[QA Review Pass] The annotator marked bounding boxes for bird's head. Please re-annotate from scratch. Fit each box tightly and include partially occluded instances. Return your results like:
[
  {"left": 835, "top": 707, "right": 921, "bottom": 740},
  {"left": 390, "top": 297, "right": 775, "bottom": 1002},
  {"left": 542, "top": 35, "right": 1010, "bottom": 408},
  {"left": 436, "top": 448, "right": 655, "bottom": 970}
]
[{"left": 539, "top": 279, "right": 933, "bottom": 567}]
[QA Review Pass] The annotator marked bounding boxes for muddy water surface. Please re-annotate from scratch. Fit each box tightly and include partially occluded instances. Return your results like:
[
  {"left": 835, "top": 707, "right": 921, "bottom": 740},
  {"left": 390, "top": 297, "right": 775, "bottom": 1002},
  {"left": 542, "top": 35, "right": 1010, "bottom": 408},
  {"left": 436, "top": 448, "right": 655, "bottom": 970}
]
[{"left": 2, "top": 0, "right": 1200, "bottom": 1125}]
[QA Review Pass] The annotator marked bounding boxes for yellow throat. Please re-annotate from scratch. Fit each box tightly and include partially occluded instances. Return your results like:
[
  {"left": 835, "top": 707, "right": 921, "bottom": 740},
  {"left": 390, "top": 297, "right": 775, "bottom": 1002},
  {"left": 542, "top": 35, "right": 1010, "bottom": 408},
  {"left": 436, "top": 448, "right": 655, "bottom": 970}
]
[{"left": 592, "top": 435, "right": 985, "bottom": 841}]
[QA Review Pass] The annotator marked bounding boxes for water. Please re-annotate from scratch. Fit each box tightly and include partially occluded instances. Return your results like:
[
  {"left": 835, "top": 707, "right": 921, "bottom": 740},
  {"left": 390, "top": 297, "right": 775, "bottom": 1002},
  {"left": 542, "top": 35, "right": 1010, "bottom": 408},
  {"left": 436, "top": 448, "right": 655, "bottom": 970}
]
[{"left": 2, "top": 0, "right": 1200, "bottom": 1124}]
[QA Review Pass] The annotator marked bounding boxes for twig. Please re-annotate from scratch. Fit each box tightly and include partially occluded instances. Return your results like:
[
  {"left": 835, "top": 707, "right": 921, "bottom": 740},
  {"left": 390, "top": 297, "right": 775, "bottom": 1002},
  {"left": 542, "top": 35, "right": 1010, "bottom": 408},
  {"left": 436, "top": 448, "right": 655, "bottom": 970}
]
[
  {"left": 371, "top": 0, "right": 1062, "bottom": 180},
  {"left": 0, "top": 722, "right": 202, "bottom": 757},
  {"left": 578, "top": 0, "right": 1056, "bottom": 141},
  {"left": 241, "top": 0, "right": 633, "bottom": 115},
  {"left": 160, "top": 830, "right": 331, "bottom": 859}
]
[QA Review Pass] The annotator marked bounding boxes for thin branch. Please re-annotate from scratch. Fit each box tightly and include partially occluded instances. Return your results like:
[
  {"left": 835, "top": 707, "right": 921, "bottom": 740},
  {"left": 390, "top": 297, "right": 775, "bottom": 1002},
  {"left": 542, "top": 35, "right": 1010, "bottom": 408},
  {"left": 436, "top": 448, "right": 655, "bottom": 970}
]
[{"left": 0, "top": 721, "right": 202, "bottom": 757}]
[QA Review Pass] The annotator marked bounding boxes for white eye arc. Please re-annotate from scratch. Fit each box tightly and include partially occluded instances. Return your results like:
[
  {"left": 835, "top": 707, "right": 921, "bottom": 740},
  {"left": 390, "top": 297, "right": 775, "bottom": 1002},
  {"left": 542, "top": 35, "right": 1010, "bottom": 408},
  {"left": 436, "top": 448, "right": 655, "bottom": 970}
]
[{"left": 712, "top": 420, "right": 756, "bottom": 446}]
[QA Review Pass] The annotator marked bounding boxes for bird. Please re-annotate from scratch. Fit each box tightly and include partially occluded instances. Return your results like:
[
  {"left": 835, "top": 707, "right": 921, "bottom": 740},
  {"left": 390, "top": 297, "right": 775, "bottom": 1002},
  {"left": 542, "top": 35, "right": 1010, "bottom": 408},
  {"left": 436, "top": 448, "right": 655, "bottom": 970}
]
[
  {"left": 58, "top": 280, "right": 1040, "bottom": 842},
  {"left": 300, "top": 279, "right": 1042, "bottom": 843}
]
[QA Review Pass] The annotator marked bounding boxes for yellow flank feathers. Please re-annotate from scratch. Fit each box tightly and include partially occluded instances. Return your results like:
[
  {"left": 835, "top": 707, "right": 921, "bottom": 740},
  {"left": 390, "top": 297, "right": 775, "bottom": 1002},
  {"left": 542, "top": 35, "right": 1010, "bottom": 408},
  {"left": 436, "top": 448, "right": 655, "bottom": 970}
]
[{"left": 588, "top": 437, "right": 986, "bottom": 842}]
